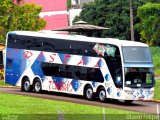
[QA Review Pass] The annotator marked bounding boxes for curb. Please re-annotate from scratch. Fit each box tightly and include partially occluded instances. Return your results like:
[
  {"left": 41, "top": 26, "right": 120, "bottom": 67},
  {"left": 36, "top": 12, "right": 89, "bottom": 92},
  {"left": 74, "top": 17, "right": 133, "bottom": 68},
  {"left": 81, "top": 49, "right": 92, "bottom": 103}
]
[
  {"left": 0, "top": 86, "right": 20, "bottom": 88},
  {"left": 138, "top": 100, "right": 160, "bottom": 103},
  {"left": 149, "top": 100, "right": 160, "bottom": 103}
]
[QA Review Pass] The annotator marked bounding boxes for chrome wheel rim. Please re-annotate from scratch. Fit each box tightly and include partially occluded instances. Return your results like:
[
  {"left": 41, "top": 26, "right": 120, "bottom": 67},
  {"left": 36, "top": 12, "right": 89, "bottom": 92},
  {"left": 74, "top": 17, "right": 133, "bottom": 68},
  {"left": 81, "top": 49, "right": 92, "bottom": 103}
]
[
  {"left": 86, "top": 88, "right": 93, "bottom": 99},
  {"left": 24, "top": 81, "right": 30, "bottom": 91},
  {"left": 35, "top": 82, "right": 41, "bottom": 92},
  {"left": 99, "top": 90, "right": 106, "bottom": 101}
]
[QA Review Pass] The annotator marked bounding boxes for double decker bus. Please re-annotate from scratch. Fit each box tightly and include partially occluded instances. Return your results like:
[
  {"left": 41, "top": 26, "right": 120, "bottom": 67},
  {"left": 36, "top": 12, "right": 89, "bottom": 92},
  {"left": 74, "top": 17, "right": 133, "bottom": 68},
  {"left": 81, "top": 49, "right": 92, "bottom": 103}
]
[{"left": 5, "top": 31, "right": 155, "bottom": 103}]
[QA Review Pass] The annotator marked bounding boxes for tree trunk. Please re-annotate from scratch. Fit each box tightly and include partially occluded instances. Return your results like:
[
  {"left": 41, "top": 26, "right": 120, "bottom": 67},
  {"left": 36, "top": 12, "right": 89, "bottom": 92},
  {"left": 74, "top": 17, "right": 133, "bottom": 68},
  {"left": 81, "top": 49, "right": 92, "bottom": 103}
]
[{"left": 130, "top": 0, "right": 134, "bottom": 41}]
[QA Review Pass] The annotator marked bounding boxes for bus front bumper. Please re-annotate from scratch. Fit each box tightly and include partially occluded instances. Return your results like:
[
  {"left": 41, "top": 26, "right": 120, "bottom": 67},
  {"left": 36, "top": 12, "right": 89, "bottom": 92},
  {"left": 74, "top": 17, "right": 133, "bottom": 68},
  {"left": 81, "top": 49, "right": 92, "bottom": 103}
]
[{"left": 123, "top": 87, "right": 154, "bottom": 101}]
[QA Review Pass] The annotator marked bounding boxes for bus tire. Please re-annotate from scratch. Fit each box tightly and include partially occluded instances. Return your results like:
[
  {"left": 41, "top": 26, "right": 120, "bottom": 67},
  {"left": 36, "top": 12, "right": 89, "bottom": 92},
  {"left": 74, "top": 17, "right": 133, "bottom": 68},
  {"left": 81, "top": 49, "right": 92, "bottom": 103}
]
[
  {"left": 125, "top": 100, "right": 133, "bottom": 104},
  {"left": 21, "top": 77, "right": 32, "bottom": 92},
  {"left": 84, "top": 85, "right": 94, "bottom": 100},
  {"left": 97, "top": 87, "right": 106, "bottom": 102},
  {"left": 33, "top": 79, "right": 42, "bottom": 93}
]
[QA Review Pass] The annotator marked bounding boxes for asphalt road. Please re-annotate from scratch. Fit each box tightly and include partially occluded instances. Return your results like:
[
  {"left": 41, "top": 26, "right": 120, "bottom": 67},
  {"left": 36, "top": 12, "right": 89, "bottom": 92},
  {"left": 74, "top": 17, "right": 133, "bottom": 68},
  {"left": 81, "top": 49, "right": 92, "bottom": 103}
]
[{"left": 0, "top": 87, "right": 159, "bottom": 114}]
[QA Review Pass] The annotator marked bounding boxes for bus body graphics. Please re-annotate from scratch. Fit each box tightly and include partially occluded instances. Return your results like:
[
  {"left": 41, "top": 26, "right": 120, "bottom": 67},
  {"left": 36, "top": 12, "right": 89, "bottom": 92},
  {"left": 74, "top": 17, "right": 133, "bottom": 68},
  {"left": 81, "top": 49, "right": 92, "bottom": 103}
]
[{"left": 5, "top": 31, "right": 155, "bottom": 103}]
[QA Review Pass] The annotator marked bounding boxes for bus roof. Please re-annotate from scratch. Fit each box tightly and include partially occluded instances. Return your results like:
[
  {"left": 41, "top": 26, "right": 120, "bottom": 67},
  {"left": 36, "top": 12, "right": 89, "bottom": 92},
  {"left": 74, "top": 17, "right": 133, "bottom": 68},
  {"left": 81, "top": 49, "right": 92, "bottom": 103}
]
[{"left": 8, "top": 31, "right": 148, "bottom": 47}]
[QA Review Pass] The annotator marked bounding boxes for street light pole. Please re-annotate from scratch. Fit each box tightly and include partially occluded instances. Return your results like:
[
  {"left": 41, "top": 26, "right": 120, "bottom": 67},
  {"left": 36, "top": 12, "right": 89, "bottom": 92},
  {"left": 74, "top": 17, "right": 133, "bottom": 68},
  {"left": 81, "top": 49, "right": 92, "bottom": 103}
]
[{"left": 130, "top": 0, "right": 134, "bottom": 41}]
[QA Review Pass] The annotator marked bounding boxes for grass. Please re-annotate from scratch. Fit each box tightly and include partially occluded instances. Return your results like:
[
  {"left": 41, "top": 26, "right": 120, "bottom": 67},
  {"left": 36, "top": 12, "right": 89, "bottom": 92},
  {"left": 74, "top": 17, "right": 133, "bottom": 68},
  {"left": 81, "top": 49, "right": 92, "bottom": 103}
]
[
  {"left": 150, "top": 47, "right": 160, "bottom": 76},
  {"left": 0, "top": 80, "right": 10, "bottom": 86},
  {"left": 154, "top": 80, "right": 160, "bottom": 100},
  {"left": 0, "top": 92, "right": 150, "bottom": 120}
]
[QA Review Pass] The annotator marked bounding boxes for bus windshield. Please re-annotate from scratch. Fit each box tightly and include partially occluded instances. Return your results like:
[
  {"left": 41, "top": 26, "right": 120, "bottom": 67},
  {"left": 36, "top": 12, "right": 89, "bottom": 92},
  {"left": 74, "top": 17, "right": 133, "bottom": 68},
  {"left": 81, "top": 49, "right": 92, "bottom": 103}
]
[
  {"left": 122, "top": 47, "right": 152, "bottom": 63},
  {"left": 125, "top": 67, "right": 154, "bottom": 88}
]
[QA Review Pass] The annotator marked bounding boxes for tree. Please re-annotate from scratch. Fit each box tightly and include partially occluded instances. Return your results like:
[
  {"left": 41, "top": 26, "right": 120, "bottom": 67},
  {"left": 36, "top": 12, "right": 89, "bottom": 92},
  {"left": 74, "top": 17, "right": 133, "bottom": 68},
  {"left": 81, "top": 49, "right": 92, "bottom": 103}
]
[
  {"left": 73, "top": 0, "right": 152, "bottom": 40},
  {"left": 137, "top": 3, "right": 160, "bottom": 46},
  {"left": 0, "top": 0, "right": 46, "bottom": 43},
  {"left": 67, "top": 0, "right": 72, "bottom": 9}
]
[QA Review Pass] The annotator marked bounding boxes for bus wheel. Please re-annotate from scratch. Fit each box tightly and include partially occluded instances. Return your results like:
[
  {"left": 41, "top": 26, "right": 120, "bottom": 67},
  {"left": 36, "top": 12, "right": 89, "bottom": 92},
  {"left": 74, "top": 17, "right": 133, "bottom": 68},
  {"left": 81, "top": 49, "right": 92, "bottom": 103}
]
[
  {"left": 98, "top": 88, "right": 106, "bottom": 102},
  {"left": 84, "top": 85, "right": 94, "bottom": 100},
  {"left": 125, "top": 100, "right": 133, "bottom": 104},
  {"left": 21, "top": 78, "right": 31, "bottom": 92},
  {"left": 33, "top": 79, "right": 42, "bottom": 93}
]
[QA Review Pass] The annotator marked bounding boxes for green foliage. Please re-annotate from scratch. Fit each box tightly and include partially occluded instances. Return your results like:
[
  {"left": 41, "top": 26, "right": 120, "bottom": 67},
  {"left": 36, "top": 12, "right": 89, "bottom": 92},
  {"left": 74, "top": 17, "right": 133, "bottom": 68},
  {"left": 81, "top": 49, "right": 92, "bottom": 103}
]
[
  {"left": 154, "top": 80, "right": 160, "bottom": 100},
  {"left": 0, "top": 0, "right": 46, "bottom": 44},
  {"left": 74, "top": 0, "right": 148, "bottom": 40},
  {"left": 149, "top": 0, "right": 160, "bottom": 2},
  {"left": 67, "top": 0, "right": 72, "bottom": 9},
  {"left": 74, "top": 0, "right": 160, "bottom": 43},
  {"left": 150, "top": 47, "right": 160, "bottom": 76},
  {"left": 137, "top": 3, "right": 160, "bottom": 46}
]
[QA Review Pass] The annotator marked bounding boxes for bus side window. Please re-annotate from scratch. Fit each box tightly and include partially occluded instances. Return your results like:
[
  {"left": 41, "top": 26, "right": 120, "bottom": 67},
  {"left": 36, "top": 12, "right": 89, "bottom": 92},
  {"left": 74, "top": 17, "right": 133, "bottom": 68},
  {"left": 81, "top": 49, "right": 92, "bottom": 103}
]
[
  {"left": 0, "top": 51, "right": 3, "bottom": 65},
  {"left": 87, "top": 68, "right": 104, "bottom": 82},
  {"left": 41, "top": 62, "right": 104, "bottom": 82},
  {"left": 95, "top": 69, "right": 104, "bottom": 82},
  {"left": 6, "top": 59, "right": 13, "bottom": 70},
  {"left": 104, "top": 45, "right": 123, "bottom": 88}
]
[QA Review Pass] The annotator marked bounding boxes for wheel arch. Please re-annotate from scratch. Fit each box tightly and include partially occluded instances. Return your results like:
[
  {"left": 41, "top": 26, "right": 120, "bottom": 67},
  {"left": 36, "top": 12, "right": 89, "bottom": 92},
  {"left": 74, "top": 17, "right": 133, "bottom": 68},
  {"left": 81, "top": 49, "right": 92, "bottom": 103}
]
[
  {"left": 21, "top": 76, "right": 42, "bottom": 85},
  {"left": 21, "top": 76, "right": 30, "bottom": 85},
  {"left": 96, "top": 85, "right": 106, "bottom": 94},
  {"left": 83, "top": 83, "right": 92, "bottom": 95},
  {"left": 32, "top": 76, "right": 42, "bottom": 85}
]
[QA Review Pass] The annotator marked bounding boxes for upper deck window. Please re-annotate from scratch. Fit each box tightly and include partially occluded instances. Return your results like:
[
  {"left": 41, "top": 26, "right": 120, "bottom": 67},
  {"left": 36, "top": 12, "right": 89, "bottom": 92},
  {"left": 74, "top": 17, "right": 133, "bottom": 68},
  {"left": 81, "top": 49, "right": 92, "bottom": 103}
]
[
  {"left": 122, "top": 47, "right": 152, "bottom": 63},
  {"left": 7, "top": 34, "right": 119, "bottom": 58}
]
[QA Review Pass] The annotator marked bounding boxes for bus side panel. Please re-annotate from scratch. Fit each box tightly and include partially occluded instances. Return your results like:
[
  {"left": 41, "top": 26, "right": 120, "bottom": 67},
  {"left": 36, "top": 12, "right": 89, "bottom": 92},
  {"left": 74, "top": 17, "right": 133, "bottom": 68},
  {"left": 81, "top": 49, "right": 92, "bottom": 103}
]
[
  {"left": 5, "top": 47, "right": 116, "bottom": 98},
  {"left": 5, "top": 48, "right": 31, "bottom": 85},
  {"left": 41, "top": 77, "right": 86, "bottom": 95},
  {"left": 33, "top": 52, "right": 111, "bottom": 96}
]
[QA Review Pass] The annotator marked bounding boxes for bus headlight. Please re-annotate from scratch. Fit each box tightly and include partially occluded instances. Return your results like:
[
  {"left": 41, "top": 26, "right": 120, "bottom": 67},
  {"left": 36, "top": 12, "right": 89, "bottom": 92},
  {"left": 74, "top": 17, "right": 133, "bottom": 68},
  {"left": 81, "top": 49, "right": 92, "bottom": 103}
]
[{"left": 124, "top": 90, "right": 133, "bottom": 95}]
